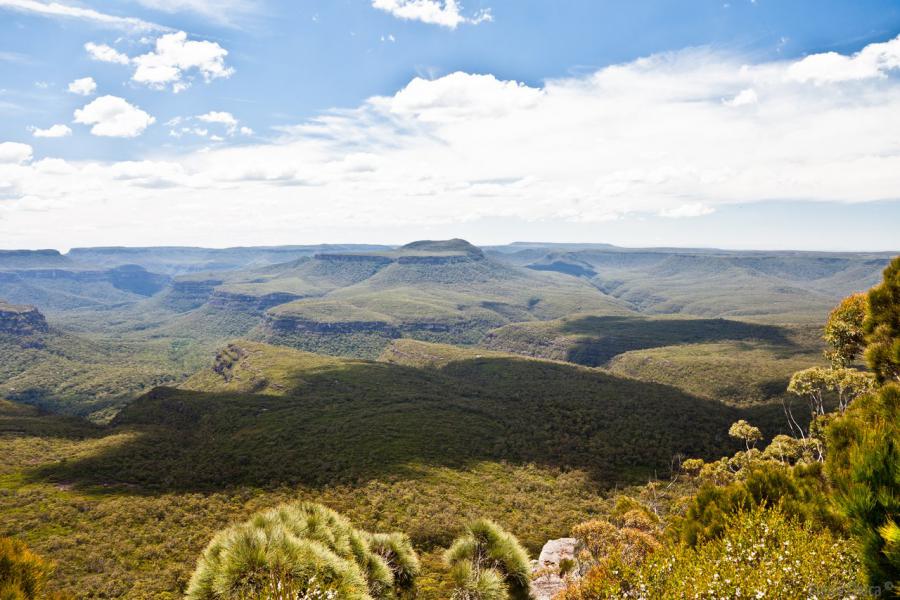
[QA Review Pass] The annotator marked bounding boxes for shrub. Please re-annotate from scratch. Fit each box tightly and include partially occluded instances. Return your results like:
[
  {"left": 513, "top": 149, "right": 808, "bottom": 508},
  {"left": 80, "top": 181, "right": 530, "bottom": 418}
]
[
  {"left": 639, "top": 508, "right": 862, "bottom": 598},
  {"left": 444, "top": 519, "right": 532, "bottom": 600},
  {"left": 186, "top": 502, "right": 418, "bottom": 600},
  {"left": 827, "top": 383, "right": 900, "bottom": 590},
  {"left": 0, "top": 537, "right": 53, "bottom": 600},
  {"left": 864, "top": 256, "right": 900, "bottom": 383},
  {"left": 674, "top": 461, "right": 843, "bottom": 547}
]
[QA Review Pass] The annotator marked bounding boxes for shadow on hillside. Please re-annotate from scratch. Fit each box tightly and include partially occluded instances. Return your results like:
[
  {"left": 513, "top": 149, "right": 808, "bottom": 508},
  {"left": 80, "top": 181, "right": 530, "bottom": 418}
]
[
  {"left": 559, "top": 316, "right": 796, "bottom": 366},
  {"left": 30, "top": 356, "right": 794, "bottom": 494},
  {"left": 0, "top": 401, "right": 104, "bottom": 440}
]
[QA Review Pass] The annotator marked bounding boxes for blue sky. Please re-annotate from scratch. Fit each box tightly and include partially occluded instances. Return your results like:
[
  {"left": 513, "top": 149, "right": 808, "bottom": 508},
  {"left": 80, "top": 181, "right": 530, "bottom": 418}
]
[{"left": 1, "top": 0, "right": 900, "bottom": 250}]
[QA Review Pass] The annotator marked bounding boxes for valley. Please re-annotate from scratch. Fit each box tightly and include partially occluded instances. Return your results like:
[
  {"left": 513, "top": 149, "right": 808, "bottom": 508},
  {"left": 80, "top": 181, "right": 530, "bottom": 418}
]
[{"left": 0, "top": 239, "right": 895, "bottom": 598}]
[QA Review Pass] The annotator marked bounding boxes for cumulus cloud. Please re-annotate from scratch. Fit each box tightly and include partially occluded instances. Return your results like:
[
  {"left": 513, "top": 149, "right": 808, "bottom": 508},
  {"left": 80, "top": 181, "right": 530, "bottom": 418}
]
[
  {"left": 372, "top": 0, "right": 492, "bottom": 29},
  {"left": 132, "top": 31, "right": 234, "bottom": 92},
  {"left": 67, "top": 76, "right": 97, "bottom": 96},
  {"left": 73, "top": 95, "right": 155, "bottom": 137},
  {"left": 0, "top": 142, "right": 32, "bottom": 164},
  {"left": 30, "top": 124, "right": 72, "bottom": 138},
  {"left": 5, "top": 35, "right": 900, "bottom": 247},
  {"left": 0, "top": 0, "right": 165, "bottom": 31},
  {"left": 85, "top": 42, "right": 130, "bottom": 65},
  {"left": 787, "top": 36, "right": 900, "bottom": 83}
]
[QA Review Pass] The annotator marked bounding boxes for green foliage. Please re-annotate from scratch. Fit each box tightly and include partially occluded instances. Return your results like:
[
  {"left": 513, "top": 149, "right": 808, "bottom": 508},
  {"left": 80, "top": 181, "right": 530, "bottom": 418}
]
[
  {"left": 824, "top": 292, "right": 868, "bottom": 367},
  {"left": 365, "top": 533, "right": 420, "bottom": 595},
  {"left": 635, "top": 508, "right": 861, "bottom": 599},
  {"left": 728, "top": 420, "right": 762, "bottom": 451},
  {"left": 444, "top": 519, "right": 532, "bottom": 600},
  {"left": 865, "top": 256, "right": 900, "bottom": 383},
  {"left": 675, "top": 462, "right": 843, "bottom": 547},
  {"left": 186, "top": 502, "right": 409, "bottom": 600},
  {"left": 40, "top": 340, "right": 751, "bottom": 490},
  {"left": 0, "top": 537, "right": 52, "bottom": 600},
  {"left": 0, "top": 396, "right": 609, "bottom": 598},
  {"left": 827, "top": 383, "right": 900, "bottom": 590}
]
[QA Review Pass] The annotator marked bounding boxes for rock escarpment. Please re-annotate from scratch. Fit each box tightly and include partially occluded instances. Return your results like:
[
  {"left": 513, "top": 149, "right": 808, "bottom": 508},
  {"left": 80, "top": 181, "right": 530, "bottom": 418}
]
[{"left": 0, "top": 300, "right": 49, "bottom": 335}]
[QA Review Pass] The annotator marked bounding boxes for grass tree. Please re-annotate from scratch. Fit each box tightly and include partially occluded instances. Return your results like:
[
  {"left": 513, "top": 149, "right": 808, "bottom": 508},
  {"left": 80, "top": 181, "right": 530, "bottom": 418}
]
[
  {"left": 445, "top": 519, "right": 533, "bottom": 600},
  {"left": 186, "top": 502, "right": 418, "bottom": 600}
]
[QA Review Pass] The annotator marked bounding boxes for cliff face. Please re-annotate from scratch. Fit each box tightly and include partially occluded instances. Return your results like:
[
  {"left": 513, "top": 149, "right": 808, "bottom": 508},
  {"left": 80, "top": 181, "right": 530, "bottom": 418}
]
[
  {"left": 208, "top": 291, "right": 303, "bottom": 314},
  {"left": 264, "top": 313, "right": 400, "bottom": 336},
  {"left": 161, "top": 279, "right": 223, "bottom": 312},
  {"left": 0, "top": 301, "right": 49, "bottom": 335}
]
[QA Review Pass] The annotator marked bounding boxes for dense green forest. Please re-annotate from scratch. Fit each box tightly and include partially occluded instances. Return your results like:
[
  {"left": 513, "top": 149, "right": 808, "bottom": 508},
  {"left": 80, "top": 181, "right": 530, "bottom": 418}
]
[{"left": 1, "top": 242, "right": 897, "bottom": 598}]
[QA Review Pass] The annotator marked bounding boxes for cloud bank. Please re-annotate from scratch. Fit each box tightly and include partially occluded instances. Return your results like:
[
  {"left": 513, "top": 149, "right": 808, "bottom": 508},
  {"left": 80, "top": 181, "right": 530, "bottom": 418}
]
[{"left": 3, "top": 35, "right": 900, "bottom": 247}]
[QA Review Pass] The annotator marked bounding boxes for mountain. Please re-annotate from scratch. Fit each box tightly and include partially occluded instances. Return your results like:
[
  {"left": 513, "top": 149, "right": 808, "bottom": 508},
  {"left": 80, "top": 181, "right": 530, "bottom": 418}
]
[{"left": 252, "top": 240, "right": 629, "bottom": 356}]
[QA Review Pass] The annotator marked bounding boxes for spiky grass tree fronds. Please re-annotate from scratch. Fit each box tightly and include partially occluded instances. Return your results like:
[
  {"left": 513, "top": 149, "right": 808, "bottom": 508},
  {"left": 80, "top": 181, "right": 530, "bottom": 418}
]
[
  {"left": 186, "top": 522, "right": 371, "bottom": 600},
  {"left": 187, "top": 502, "right": 417, "bottom": 600},
  {"left": 366, "top": 532, "right": 421, "bottom": 593},
  {"left": 448, "top": 561, "right": 507, "bottom": 600},
  {"left": 349, "top": 530, "right": 394, "bottom": 600},
  {"left": 444, "top": 519, "right": 533, "bottom": 600}
]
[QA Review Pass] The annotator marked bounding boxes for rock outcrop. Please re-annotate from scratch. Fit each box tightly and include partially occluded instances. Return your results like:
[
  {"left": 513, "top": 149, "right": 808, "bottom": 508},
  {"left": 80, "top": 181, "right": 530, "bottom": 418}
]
[
  {"left": 0, "top": 300, "right": 49, "bottom": 335},
  {"left": 531, "top": 537, "right": 578, "bottom": 600}
]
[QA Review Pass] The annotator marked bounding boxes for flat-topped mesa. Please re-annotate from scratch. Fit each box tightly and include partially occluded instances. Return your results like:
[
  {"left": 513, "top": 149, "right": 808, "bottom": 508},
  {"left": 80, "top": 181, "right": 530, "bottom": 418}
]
[
  {"left": 0, "top": 249, "right": 71, "bottom": 269},
  {"left": 399, "top": 238, "right": 485, "bottom": 258},
  {"left": 0, "top": 300, "right": 49, "bottom": 335}
]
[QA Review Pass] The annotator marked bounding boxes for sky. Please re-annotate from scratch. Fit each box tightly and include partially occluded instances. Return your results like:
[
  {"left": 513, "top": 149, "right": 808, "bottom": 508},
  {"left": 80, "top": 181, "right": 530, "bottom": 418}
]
[{"left": 1, "top": 0, "right": 900, "bottom": 251}]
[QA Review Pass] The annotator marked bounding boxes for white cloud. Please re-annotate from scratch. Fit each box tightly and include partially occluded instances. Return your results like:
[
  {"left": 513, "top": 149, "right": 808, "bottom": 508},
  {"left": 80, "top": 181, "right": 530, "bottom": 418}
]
[
  {"left": 5, "top": 35, "right": 900, "bottom": 247},
  {"left": 787, "top": 35, "right": 900, "bottom": 83},
  {"left": 73, "top": 95, "right": 155, "bottom": 137},
  {"left": 197, "top": 110, "right": 238, "bottom": 132},
  {"left": 726, "top": 87, "right": 758, "bottom": 106},
  {"left": 372, "top": 0, "right": 491, "bottom": 29},
  {"left": 0, "top": 0, "right": 166, "bottom": 31},
  {"left": 85, "top": 42, "right": 131, "bottom": 65},
  {"left": 31, "top": 124, "right": 72, "bottom": 138},
  {"left": 67, "top": 76, "right": 97, "bottom": 96},
  {"left": 131, "top": 31, "right": 234, "bottom": 91},
  {"left": 239, "top": 126, "right": 254, "bottom": 136},
  {"left": 0, "top": 142, "right": 32, "bottom": 164}
]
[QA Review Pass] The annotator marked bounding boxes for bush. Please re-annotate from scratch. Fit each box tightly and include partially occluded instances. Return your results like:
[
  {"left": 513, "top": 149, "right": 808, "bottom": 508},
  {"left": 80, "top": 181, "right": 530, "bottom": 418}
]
[
  {"left": 444, "top": 519, "right": 532, "bottom": 600},
  {"left": 827, "top": 383, "right": 900, "bottom": 590},
  {"left": 0, "top": 537, "right": 52, "bottom": 600},
  {"left": 186, "top": 502, "right": 418, "bottom": 600},
  {"left": 675, "top": 462, "right": 843, "bottom": 547},
  {"left": 639, "top": 508, "right": 861, "bottom": 598}
]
